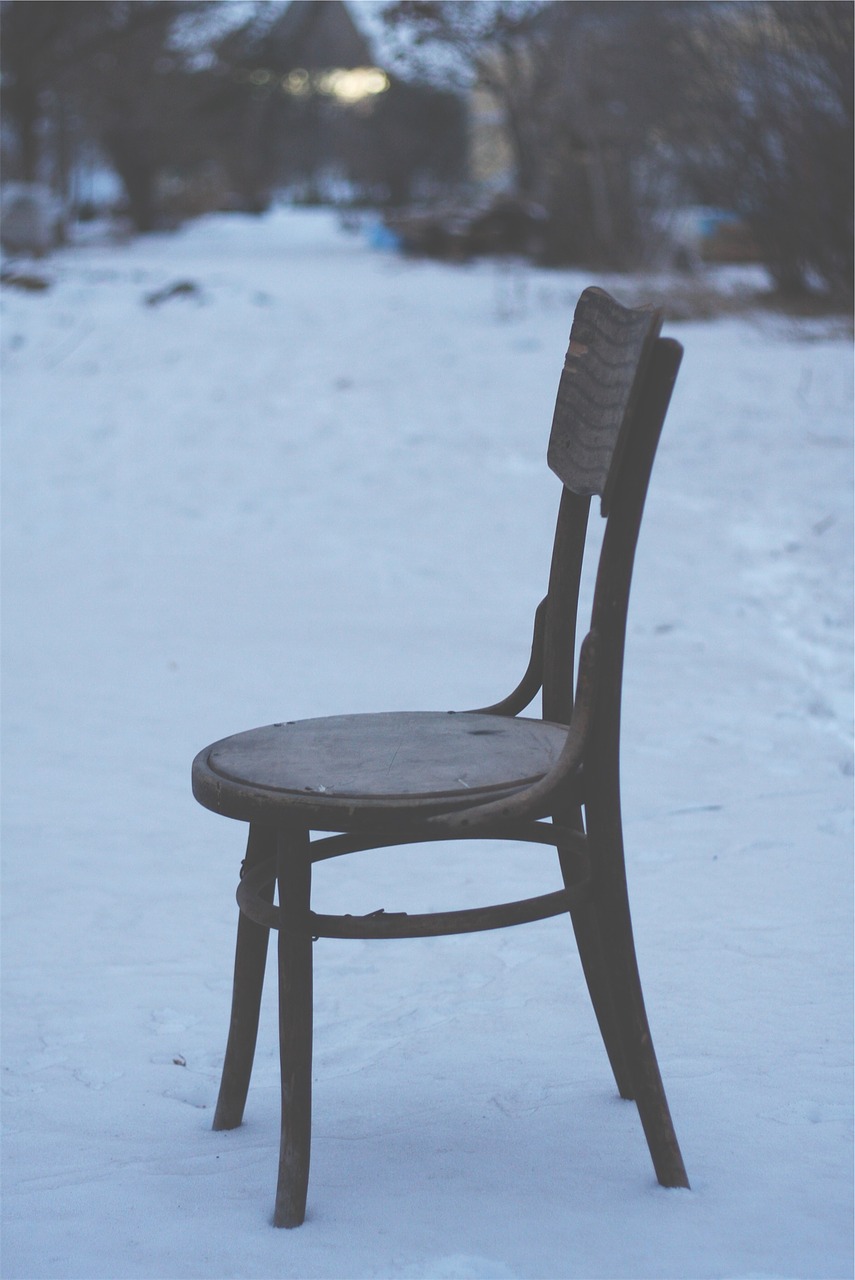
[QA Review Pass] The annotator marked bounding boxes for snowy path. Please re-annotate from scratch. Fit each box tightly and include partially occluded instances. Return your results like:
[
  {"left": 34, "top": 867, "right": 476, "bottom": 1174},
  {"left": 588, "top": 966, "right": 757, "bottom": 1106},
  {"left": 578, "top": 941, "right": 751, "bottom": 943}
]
[{"left": 2, "top": 210, "right": 852, "bottom": 1279}]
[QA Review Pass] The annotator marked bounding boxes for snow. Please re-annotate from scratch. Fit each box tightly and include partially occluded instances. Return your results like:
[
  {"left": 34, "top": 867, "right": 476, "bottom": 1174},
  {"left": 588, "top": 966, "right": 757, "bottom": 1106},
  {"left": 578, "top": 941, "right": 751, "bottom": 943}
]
[{"left": 2, "top": 208, "right": 852, "bottom": 1279}]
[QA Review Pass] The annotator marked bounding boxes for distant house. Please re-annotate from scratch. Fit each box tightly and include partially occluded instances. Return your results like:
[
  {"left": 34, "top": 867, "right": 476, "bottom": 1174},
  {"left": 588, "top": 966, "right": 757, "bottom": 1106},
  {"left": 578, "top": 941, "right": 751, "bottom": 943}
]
[
  {"left": 215, "top": 0, "right": 392, "bottom": 205},
  {"left": 249, "top": 0, "right": 391, "bottom": 108},
  {"left": 214, "top": 0, "right": 466, "bottom": 209},
  {"left": 261, "top": 0, "right": 376, "bottom": 77}
]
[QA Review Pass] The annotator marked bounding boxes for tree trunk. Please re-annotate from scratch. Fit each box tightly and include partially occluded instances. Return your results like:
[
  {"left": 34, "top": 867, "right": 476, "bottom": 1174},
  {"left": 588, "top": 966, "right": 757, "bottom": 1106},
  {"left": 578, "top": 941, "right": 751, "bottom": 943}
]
[{"left": 103, "top": 125, "right": 158, "bottom": 231}]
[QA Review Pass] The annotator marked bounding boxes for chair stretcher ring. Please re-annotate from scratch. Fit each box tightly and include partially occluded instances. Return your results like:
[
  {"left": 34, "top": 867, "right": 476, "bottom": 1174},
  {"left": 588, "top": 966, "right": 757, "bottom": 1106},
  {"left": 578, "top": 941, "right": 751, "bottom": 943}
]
[
  {"left": 236, "top": 823, "right": 588, "bottom": 938},
  {"left": 236, "top": 857, "right": 571, "bottom": 938}
]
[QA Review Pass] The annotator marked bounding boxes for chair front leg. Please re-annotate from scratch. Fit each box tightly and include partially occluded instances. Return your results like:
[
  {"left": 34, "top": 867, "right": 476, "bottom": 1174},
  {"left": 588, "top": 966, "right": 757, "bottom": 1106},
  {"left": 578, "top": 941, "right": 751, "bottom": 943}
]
[
  {"left": 213, "top": 823, "right": 276, "bottom": 1132},
  {"left": 274, "top": 825, "right": 314, "bottom": 1228}
]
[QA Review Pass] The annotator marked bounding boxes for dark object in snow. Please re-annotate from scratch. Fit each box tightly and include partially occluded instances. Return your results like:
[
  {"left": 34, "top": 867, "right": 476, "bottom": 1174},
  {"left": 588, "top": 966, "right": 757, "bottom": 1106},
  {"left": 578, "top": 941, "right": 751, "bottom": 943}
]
[
  {"left": 385, "top": 196, "right": 547, "bottom": 262},
  {"left": 0, "top": 269, "right": 51, "bottom": 293},
  {"left": 0, "top": 183, "right": 64, "bottom": 257},
  {"left": 144, "top": 280, "right": 201, "bottom": 307},
  {"left": 191, "top": 286, "right": 689, "bottom": 1228}
]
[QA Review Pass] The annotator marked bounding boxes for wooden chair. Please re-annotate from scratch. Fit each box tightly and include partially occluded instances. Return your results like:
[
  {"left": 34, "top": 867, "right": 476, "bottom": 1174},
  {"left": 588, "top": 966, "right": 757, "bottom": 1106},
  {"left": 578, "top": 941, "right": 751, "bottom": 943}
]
[{"left": 192, "top": 286, "right": 689, "bottom": 1227}]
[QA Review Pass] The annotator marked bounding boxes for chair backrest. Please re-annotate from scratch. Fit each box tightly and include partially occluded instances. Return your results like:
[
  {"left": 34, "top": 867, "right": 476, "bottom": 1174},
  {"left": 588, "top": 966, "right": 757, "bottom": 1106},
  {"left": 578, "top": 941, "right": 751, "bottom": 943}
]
[
  {"left": 547, "top": 286, "right": 662, "bottom": 515},
  {"left": 541, "top": 288, "right": 682, "bottom": 728}
]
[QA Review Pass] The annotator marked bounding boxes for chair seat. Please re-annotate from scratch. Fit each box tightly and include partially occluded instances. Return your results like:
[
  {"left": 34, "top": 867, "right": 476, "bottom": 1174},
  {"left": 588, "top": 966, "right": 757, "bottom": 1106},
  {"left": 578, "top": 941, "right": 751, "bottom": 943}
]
[{"left": 192, "top": 711, "right": 571, "bottom": 829}]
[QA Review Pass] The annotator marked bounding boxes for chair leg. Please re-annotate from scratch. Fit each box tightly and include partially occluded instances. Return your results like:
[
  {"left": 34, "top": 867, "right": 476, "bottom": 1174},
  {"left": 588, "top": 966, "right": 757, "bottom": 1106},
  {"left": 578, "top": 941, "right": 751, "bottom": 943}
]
[
  {"left": 564, "top": 884, "right": 635, "bottom": 1101},
  {"left": 578, "top": 750, "right": 689, "bottom": 1190},
  {"left": 583, "top": 835, "right": 689, "bottom": 1187},
  {"left": 555, "top": 812, "right": 635, "bottom": 1100},
  {"left": 601, "top": 903, "right": 689, "bottom": 1188},
  {"left": 274, "top": 826, "right": 314, "bottom": 1228},
  {"left": 213, "top": 824, "right": 276, "bottom": 1132}
]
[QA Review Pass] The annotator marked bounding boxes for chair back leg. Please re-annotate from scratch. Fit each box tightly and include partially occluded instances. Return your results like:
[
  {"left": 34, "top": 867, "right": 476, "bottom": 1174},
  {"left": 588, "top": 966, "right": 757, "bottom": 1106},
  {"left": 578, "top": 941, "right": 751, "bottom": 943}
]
[
  {"left": 553, "top": 805, "right": 635, "bottom": 1100},
  {"left": 600, "top": 894, "right": 689, "bottom": 1188},
  {"left": 585, "top": 819, "right": 690, "bottom": 1189},
  {"left": 565, "top": 887, "right": 635, "bottom": 1101}
]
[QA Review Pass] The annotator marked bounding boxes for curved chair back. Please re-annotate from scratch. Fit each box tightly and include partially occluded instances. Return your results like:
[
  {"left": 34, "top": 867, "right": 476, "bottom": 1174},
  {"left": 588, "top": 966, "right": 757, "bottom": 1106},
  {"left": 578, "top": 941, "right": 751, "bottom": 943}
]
[{"left": 542, "top": 288, "right": 682, "bottom": 733}]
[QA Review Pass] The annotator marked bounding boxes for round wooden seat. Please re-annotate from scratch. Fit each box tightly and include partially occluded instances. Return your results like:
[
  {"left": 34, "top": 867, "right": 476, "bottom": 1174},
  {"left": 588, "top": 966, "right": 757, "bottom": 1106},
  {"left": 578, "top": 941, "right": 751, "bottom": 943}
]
[{"left": 192, "top": 711, "right": 570, "bottom": 828}]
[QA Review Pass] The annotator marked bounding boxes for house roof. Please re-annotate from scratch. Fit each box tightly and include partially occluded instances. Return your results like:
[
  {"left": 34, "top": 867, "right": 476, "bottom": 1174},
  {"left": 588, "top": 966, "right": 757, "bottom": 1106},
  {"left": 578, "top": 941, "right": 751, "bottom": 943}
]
[{"left": 261, "top": 1, "right": 374, "bottom": 70}]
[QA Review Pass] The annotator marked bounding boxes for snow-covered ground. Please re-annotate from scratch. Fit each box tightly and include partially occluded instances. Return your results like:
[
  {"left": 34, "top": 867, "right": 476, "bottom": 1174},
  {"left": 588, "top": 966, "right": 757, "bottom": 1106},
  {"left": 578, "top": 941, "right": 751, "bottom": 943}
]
[{"left": 2, "top": 209, "right": 852, "bottom": 1280}]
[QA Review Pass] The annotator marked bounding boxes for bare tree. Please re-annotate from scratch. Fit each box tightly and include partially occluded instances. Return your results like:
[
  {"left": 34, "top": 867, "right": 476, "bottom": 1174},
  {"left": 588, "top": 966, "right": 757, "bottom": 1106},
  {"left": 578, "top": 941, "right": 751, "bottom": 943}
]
[
  {"left": 384, "top": 0, "right": 853, "bottom": 294},
  {"left": 346, "top": 78, "right": 467, "bottom": 205},
  {"left": 1, "top": 2, "right": 110, "bottom": 183},
  {"left": 382, "top": 1, "right": 549, "bottom": 195},
  {"left": 530, "top": 3, "right": 684, "bottom": 266},
  {"left": 382, "top": 1, "right": 681, "bottom": 266},
  {"left": 666, "top": 1, "right": 853, "bottom": 300},
  {"left": 1, "top": 1, "right": 211, "bottom": 230}
]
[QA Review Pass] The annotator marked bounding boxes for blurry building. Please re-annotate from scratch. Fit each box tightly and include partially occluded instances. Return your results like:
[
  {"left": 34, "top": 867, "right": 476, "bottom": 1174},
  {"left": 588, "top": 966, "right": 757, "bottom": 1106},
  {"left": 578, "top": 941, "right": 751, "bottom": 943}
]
[{"left": 215, "top": 0, "right": 465, "bottom": 209}]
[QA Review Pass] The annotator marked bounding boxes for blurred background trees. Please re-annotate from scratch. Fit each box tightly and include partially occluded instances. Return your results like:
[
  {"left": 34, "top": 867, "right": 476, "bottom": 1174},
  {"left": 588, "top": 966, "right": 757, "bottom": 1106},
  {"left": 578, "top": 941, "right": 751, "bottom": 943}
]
[
  {"left": 384, "top": 0, "right": 852, "bottom": 299},
  {"left": 667, "top": 1, "right": 853, "bottom": 300},
  {"left": 0, "top": 0, "right": 465, "bottom": 230},
  {"left": 0, "top": 2, "right": 206, "bottom": 230},
  {"left": 1, "top": 0, "right": 851, "bottom": 303}
]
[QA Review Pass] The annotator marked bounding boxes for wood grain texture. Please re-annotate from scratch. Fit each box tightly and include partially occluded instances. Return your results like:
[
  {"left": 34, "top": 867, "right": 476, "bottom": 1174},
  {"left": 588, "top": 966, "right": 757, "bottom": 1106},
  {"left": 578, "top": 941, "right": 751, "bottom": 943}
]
[
  {"left": 547, "top": 287, "right": 662, "bottom": 513},
  {"left": 202, "top": 712, "right": 567, "bottom": 801}
]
